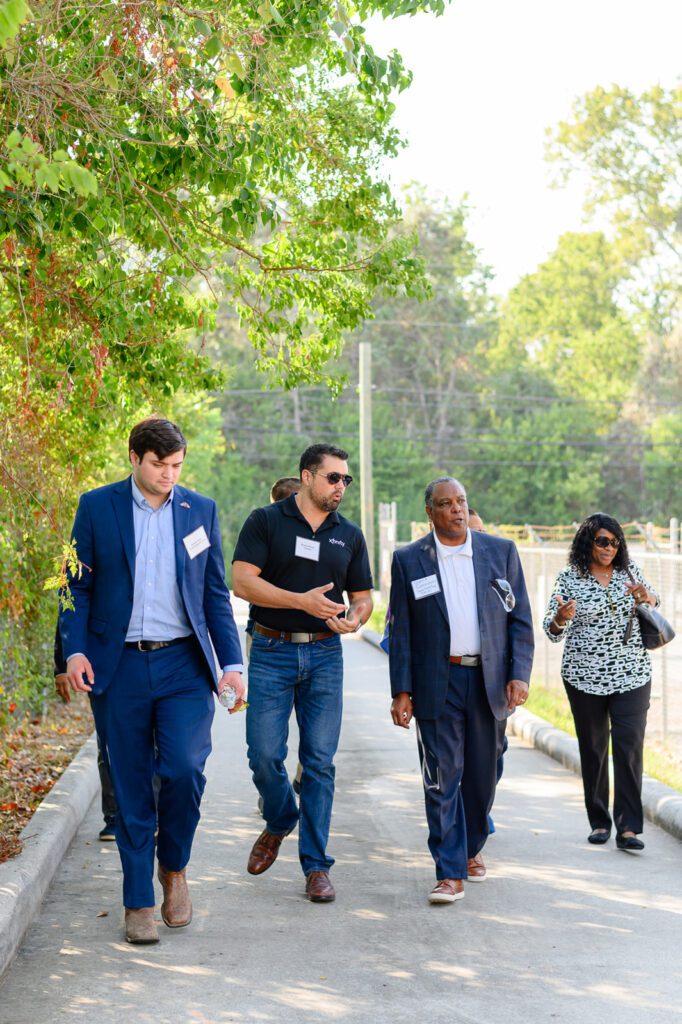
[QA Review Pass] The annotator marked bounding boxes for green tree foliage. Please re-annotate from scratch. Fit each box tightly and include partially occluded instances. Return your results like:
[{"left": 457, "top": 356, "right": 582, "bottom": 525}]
[
  {"left": 200, "top": 192, "right": 498, "bottom": 538},
  {"left": 201, "top": 200, "right": 682, "bottom": 543},
  {"left": 549, "top": 83, "right": 682, "bottom": 517},
  {"left": 0, "top": 0, "right": 446, "bottom": 722},
  {"left": 548, "top": 83, "right": 682, "bottom": 328}
]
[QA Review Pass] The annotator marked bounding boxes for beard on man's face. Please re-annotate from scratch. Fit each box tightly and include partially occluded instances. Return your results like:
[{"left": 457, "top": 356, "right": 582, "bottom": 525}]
[{"left": 311, "top": 490, "right": 342, "bottom": 513}]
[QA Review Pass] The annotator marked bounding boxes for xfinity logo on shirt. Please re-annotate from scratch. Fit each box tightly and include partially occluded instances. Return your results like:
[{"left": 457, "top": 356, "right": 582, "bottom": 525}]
[{"left": 329, "top": 538, "right": 346, "bottom": 547}]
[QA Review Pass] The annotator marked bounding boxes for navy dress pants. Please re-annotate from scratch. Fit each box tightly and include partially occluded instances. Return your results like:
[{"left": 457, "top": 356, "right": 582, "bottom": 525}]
[
  {"left": 415, "top": 664, "right": 498, "bottom": 880},
  {"left": 91, "top": 638, "right": 214, "bottom": 908}
]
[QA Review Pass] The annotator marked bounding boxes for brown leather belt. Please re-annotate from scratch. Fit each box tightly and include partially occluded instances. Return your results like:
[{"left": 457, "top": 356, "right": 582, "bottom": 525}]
[
  {"left": 449, "top": 655, "right": 481, "bottom": 667},
  {"left": 124, "top": 636, "right": 192, "bottom": 652},
  {"left": 253, "top": 622, "right": 335, "bottom": 644}
]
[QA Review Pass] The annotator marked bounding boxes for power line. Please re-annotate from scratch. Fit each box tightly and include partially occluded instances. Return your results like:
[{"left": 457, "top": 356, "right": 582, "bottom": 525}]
[
  {"left": 217, "top": 386, "right": 681, "bottom": 410},
  {"left": 220, "top": 427, "right": 682, "bottom": 449}
]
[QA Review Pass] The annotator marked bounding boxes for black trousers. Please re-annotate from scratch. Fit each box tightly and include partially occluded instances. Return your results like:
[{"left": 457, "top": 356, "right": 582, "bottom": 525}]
[
  {"left": 96, "top": 734, "right": 117, "bottom": 823},
  {"left": 564, "top": 680, "right": 650, "bottom": 835}
]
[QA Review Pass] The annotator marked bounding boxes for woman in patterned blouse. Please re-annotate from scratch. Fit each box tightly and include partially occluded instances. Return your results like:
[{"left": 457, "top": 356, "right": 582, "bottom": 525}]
[{"left": 543, "top": 513, "right": 658, "bottom": 852}]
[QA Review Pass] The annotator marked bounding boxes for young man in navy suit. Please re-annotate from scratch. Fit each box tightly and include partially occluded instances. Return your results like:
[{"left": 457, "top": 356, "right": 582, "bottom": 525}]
[
  {"left": 61, "top": 418, "right": 244, "bottom": 943},
  {"left": 388, "top": 477, "right": 533, "bottom": 905}
]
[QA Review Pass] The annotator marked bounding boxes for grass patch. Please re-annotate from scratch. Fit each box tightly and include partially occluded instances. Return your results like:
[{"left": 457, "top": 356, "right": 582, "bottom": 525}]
[
  {"left": 526, "top": 687, "right": 576, "bottom": 736},
  {"left": 527, "top": 685, "right": 682, "bottom": 793},
  {"left": 368, "top": 601, "right": 387, "bottom": 634}
]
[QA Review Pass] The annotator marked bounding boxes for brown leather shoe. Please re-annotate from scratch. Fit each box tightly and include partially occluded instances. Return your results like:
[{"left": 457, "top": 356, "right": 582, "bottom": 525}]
[
  {"left": 429, "top": 879, "right": 465, "bottom": 904},
  {"left": 305, "top": 871, "right": 336, "bottom": 903},
  {"left": 247, "top": 828, "right": 291, "bottom": 875},
  {"left": 124, "top": 907, "right": 159, "bottom": 944},
  {"left": 467, "top": 853, "right": 486, "bottom": 882},
  {"left": 157, "top": 865, "right": 192, "bottom": 928}
]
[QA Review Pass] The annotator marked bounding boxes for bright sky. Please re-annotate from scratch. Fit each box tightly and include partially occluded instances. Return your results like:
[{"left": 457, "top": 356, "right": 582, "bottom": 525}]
[{"left": 367, "top": 0, "right": 682, "bottom": 294}]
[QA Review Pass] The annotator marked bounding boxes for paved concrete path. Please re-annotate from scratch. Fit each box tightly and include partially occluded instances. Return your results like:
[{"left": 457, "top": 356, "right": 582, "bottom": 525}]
[{"left": 1, "top": 636, "right": 681, "bottom": 1024}]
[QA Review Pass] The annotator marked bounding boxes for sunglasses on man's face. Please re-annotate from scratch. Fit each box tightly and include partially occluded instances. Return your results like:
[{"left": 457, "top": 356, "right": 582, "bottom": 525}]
[
  {"left": 594, "top": 536, "right": 620, "bottom": 550},
  {"left": 316, "top": 472, "right": 353, "bottom": 487}
]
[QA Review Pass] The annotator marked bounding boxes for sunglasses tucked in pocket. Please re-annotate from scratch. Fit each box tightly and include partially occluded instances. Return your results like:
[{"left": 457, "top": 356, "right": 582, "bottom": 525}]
[{"left": 490, "top": 578, "right": 516, "bottom": 612}]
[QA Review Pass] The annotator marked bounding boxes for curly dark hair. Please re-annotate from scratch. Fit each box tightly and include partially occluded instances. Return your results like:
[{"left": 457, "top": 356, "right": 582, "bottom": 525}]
[{"left": 568, "top": 512, "right": 630, "bottom": 576}]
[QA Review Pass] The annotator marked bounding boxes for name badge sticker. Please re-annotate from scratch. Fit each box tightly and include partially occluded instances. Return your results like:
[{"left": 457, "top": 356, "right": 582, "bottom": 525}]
[
  {"left": 411, "top": 574, "right": 441, "bottom": 600},
  {"left": 183, "top": 526, "right": 211, "bottom": 559},
  {"left": 295, "top": 536, "right": 321, "bottom": 562}
]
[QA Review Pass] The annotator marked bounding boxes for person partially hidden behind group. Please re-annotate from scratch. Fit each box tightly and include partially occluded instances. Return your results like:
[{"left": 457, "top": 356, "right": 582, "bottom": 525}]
[
  {"left": 54, "top": 627, "right": 117, "bottom": 842},
  {"left": 467, "top": 508, "right": 508, "bottom": 833},
  {"left": 270, "top": 477, "right": 301, "bottom": 504},
  {"left": 543, "top": 513, "right": 659, "bottom": 852}
]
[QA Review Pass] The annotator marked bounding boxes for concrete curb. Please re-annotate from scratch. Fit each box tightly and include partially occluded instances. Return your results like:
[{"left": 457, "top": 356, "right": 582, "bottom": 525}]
[
  {"left": 362, "top": 629, "right": 682, "bottom": 841},
  {"left": 0, "top": 733, "right": 98, "bottom": 978}
]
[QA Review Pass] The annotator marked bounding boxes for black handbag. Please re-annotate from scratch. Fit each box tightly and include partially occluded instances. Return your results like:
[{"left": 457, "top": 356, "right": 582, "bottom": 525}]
[{"left": 623, "top": 570, "right": 676, "bottom": 650}]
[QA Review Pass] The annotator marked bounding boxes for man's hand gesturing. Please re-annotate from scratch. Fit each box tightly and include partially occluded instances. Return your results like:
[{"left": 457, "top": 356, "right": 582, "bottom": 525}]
[{"left": 299, "top": 583, "right": 346, "bottom": 621}]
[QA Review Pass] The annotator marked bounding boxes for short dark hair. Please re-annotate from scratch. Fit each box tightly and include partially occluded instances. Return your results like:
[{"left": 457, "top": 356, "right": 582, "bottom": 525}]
[
  {"left": 270, "top": 476, "right": 300, "bottom": 502},
  {"left": 468, "top": 507, "right": 478, "bottom": 517},
  {"left": 299, "top": 443, "right": 349, "bottom": 477},
  {"left": 424, "top": 476, "right": 461, "bottom": 509},
  {"left": 128, "top": 417, "right": 187, "bottom": 460},
  {"left": 569, "top": 512, "right": 630, "bottom": 576}
]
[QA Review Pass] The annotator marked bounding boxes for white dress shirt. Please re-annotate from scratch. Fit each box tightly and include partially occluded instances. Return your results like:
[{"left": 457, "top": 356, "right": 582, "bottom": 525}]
[{"left": 433, "top": 529, "right": 481, "bottom": 656}]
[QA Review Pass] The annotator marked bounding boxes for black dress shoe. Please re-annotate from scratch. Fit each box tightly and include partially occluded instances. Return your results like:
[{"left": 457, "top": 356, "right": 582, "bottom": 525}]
[
  {"left": 616, "top": 833, "right": 645, "bottom": 851},
  {"left": 587, "top": 828, "right": 611, "bottom": 845}
]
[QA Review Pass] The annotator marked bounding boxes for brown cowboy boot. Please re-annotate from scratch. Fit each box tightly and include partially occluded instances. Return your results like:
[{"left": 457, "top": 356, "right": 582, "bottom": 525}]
[
  {"left": 157, "top": 865, "right": 193, "bottom": 928},
  {"left": 124, "top": 907, "right": 159, "bottom": 944}
]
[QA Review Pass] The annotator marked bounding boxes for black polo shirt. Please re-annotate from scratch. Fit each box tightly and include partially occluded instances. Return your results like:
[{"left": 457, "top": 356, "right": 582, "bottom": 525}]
[{"left": 232, "top": 494, "right": 373, "bottom": 633}]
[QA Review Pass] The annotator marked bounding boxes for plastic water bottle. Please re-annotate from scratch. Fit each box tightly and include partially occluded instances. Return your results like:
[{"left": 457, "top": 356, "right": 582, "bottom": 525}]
[{"left": 218, "top": 686, "right": 236, "bottom": 710}]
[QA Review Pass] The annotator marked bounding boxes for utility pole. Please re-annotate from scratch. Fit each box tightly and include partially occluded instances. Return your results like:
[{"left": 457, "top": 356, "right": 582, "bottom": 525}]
[{"left": 359, "top": 341, "right": 375, "bottom": 578}]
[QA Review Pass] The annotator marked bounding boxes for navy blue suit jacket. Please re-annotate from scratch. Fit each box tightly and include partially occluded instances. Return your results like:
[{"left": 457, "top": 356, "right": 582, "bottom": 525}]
[
  {"left": 58, "top": 477, "right": 242, "bottom": 694},
  {"left": 388, "top": 530, "right": 534, "bottom": 721}
]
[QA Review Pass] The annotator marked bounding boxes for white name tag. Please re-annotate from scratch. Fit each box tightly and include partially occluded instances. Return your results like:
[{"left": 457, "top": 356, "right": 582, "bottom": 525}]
[
  {"left": 183, "top": 526, "right": 211, "bottom": 559},
  {"left": 295, "top": 536, "right": 320, "bottom": 561},
  {"left": 411, "top": 574, "right": 441, "bottom": 600}
]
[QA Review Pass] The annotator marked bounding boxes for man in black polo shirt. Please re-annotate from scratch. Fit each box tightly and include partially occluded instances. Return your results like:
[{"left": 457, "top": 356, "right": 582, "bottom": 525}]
[{"left": 232, "top": 443, "right": 373, "bottom": 903}]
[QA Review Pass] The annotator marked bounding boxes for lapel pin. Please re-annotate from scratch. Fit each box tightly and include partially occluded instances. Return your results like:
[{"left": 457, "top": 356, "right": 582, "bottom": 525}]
[{"left": 180, "top": 501, "right": 191, "bottom": 509}]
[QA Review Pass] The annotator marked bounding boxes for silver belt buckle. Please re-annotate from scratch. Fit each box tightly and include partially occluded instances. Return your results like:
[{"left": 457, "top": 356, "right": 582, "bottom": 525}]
[
  {"left": 461, "top": 655, "right": 480, "bottom": 667},
  {"left": 290, "top": 631, "right": 312, "bottom": 643},
  {"left": 137, "top": 640, "right": 145, "bottom": 652}
]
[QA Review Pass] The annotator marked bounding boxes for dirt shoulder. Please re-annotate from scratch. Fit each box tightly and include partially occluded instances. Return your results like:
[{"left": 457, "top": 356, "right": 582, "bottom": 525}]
[{"left": 0, "top": 695, "right": 93, "bottom": 864}]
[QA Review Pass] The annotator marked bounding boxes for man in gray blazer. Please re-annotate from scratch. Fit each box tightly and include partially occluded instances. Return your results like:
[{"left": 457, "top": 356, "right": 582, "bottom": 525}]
[{"left": 388, "top": 477, "right": 533, "bottom": 904}]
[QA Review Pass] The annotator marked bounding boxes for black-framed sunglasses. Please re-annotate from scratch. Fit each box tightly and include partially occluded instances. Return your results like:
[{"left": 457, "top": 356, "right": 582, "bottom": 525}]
[
  {"left": 315, "top": 472, "right": 353, "bottom": 487},
  {"left": 594, "top": 536, "right": 620, "bottom": 550}
]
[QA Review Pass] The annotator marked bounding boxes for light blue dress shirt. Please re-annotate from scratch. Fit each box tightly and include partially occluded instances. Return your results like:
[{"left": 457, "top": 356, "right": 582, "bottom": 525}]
[
  {"left": 126, "top": 479, "right": 242, "bottom": 675},
  {"left": 126, "top": 479, "right": 192, "bottom": 643}
]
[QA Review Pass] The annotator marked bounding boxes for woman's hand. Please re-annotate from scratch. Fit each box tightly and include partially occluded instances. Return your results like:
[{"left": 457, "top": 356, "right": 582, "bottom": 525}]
[
  {"left": 625, "top": 581, "right": 653, "bottom": 606},
  {"left": 554, "top": 596, "right": 577, "bottom": 625}
]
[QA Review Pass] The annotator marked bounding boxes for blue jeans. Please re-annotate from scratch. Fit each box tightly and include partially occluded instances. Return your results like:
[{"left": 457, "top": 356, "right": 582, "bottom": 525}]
[{"left": 246, "top": 631, "right": 343, "bottom": 875}]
